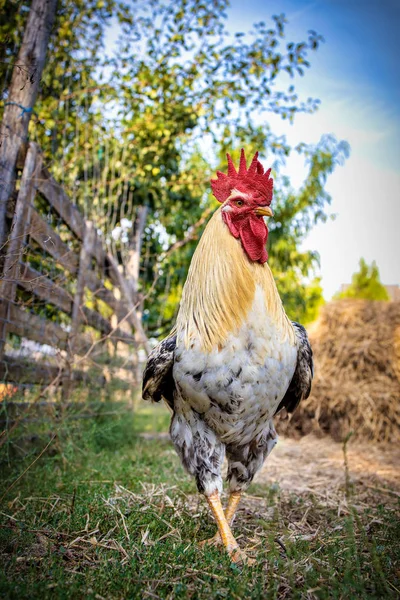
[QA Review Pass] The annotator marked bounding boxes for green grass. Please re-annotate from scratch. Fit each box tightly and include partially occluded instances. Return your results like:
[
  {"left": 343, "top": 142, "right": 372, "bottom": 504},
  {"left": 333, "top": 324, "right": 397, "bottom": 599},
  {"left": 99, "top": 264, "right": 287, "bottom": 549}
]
[{"left": 1, "top": 400, "right": 399, "bottom": 599}]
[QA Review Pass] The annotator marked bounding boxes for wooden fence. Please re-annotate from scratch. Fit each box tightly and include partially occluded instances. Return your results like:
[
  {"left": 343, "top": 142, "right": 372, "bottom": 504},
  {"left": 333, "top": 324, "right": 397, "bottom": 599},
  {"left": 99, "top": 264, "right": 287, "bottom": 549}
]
[{"left": 0, "top": 141, "right": 146, "bottom": 400}]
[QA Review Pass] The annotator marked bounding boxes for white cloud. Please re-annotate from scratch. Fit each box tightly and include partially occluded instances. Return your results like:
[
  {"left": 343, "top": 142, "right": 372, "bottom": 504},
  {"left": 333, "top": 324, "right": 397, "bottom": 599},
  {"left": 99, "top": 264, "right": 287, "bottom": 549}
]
[{"left": 301, "top": 157, "right": 400, "bottom": 298}]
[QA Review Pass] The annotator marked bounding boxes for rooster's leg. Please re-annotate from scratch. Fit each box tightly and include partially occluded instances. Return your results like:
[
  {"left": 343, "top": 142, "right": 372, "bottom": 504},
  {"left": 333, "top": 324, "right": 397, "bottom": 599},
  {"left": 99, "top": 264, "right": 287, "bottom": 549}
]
[
  {"left": 200, "top": 492, "right": 241, "bottom": 548},
  {"left": 224, "top": 491, "right": 242, "bottom": 523},
  {"left": 205, "top": 491, "right": 247, "bottom": 563}
]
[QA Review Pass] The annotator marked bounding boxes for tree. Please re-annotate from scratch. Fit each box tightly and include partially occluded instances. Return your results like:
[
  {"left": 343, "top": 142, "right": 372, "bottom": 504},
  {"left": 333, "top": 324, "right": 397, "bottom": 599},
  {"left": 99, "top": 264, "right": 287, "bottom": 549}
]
[
  {"left": 1, "top": 0, "right": 349, "bottom": 337},
  {"left": 108, "top": 1, "right": 348, "bottom": 333},
  {"left": 335, "top": 258, "right": 389, "bottom": 301}
]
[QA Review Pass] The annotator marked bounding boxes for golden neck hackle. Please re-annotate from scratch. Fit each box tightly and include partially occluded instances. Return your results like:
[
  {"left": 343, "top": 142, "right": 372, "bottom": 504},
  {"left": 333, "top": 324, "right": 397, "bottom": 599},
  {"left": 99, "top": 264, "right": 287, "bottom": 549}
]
[{"left": 176, "top": 208, "right": 295, "bottom": 352}]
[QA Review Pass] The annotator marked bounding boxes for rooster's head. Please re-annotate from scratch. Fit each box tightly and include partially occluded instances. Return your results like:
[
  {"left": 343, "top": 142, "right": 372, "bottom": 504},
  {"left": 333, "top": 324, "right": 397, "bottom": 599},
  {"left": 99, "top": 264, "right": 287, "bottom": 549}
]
[{"left": 211, "top": 149, "right": 273, "bottom": 264}]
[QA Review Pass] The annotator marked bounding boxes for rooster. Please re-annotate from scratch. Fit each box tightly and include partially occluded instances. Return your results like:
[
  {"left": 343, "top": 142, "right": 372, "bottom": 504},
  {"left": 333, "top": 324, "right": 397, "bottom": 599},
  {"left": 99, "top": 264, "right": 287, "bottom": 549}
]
[{"left": 142, "top": 150, "right": 313, "bottom": 563}]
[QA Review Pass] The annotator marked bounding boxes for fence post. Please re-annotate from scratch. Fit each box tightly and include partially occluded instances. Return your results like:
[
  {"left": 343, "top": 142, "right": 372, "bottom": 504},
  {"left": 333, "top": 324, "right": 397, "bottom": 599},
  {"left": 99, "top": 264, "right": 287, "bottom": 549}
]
[
  {"left": 62, "top": 220, "right": 95, "bottom": 400},
  {"left": 0, "top": 142, "right": 40, "bottom": 360},
  {"left": 0, "top": 0, "right": 57, "bottom": 248}
]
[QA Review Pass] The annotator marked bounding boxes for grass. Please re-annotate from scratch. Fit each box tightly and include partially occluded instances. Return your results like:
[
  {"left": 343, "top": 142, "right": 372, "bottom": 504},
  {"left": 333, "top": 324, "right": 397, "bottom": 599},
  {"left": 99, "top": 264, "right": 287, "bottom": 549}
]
[{"left": 0, "top": 399, "right": 399, "bottom": 599}]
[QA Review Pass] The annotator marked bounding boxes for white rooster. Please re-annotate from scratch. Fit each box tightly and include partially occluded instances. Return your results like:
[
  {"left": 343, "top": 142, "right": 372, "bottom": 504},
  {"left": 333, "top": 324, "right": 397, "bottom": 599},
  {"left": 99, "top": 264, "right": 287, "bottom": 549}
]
[{"left": 143, "top": 149, "right": 313, "bottom": 563}]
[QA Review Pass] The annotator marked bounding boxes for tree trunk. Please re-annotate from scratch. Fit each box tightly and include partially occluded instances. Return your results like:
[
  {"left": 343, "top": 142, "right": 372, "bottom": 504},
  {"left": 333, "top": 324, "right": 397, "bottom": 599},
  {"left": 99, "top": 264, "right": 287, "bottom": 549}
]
[
  {"left": 113, "top": 204, "right": 149, "bottom": 364},
  {"left": 125, "top": 205, "right": 148, "bottom": 301},
  {"left": 0, "top": 0, "right": 58, "bottom": 248},
  {"left": 106, "top": 251, "right": 150, "bottom": 354}
]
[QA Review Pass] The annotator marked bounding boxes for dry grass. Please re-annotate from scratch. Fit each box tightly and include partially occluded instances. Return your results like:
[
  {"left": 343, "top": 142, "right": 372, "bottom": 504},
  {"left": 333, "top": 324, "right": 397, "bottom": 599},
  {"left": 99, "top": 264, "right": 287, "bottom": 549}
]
[
  {"left": 1, "top": 402, "right": 399, "bottom": 599},
  {"left": 5, "top": 473, "right": 397, "bottom": 599},
  {"left": 278, "top": 300, "right": 400, "bottom": 443}
]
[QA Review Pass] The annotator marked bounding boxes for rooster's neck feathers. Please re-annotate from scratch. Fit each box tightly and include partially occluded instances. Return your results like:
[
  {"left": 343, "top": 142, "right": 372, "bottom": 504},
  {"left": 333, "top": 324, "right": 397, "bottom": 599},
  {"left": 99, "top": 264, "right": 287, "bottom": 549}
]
[{"left": 176, "top": 209, "right": 295, "bottom": 352}]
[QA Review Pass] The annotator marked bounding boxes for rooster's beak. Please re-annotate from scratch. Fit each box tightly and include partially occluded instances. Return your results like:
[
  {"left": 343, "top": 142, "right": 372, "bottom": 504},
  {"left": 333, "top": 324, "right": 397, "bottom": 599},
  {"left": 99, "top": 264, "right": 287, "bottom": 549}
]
[{"left": 254, "top": 206, "right": 273, "bottom": 218}]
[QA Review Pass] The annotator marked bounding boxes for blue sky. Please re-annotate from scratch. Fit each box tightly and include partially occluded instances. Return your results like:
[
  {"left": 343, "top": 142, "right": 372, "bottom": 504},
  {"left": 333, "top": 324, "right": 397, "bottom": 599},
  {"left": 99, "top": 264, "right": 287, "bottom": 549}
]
[
  {"left": 105, "top": 0, "right": 399, "bottom": 298},
  {"left": 228, "top": 0, "right": 400, "bottom": 297}
]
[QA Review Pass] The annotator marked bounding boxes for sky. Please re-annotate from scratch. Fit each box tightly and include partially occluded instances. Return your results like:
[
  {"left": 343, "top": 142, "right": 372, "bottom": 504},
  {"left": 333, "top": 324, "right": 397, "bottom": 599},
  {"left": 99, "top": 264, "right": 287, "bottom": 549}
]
[
  {"left": 227, "top": 0, "right": 400, "bottom": 298},
  {"left": 104, "top": 0, "right": 399, "bottom": 299}
]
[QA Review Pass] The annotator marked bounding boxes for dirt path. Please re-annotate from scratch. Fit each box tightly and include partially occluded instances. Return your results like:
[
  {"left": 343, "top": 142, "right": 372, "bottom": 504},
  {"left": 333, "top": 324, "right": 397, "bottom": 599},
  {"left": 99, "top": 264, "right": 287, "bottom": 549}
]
[
  {"left": 256, "top": 434, "right": 400, "bottom": 498},
  {"left": 141, "top": 431, "right": 400, "bottom": 501}
]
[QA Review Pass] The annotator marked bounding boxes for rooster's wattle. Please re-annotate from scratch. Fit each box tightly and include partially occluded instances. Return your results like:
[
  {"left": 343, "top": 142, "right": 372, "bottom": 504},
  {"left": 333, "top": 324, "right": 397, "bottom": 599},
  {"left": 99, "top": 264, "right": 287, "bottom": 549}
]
[{"left": 142, "top": 150, "right": 313, "bottom": 563}]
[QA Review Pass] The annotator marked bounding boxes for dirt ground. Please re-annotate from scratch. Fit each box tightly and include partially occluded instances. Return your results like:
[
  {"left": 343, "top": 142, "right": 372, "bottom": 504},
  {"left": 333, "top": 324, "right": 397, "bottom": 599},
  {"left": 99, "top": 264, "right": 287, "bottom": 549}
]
[
  {"left": 257, "top": 434, "right": 400, "bottom": 496},
  {"left": 140, "top": 431, "right": 400, "bottom": 508}
]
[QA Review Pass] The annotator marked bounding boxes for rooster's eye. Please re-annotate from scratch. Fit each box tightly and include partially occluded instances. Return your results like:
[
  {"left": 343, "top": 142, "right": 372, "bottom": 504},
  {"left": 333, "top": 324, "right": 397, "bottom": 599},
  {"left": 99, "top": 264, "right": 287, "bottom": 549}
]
[{"left": 235, "top": 200, "right": 244, "bottom": 207}]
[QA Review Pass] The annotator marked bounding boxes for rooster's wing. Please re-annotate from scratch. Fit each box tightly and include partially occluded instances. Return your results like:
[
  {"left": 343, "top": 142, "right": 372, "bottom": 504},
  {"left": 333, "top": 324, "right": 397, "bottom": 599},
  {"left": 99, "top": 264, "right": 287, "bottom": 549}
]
[
  {"left": 275, "top": 322, "right": 313, "bottom": 415},
  {"left": 142, "top": 335, "right": 176, "bottom": 409}
]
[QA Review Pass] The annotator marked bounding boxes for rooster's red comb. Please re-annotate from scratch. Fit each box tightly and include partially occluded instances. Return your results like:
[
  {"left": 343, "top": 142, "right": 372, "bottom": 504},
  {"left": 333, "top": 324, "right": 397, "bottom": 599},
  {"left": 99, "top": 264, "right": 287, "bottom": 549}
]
[{"left": 211, "top": 149, "right": 273, "bottom": 205}]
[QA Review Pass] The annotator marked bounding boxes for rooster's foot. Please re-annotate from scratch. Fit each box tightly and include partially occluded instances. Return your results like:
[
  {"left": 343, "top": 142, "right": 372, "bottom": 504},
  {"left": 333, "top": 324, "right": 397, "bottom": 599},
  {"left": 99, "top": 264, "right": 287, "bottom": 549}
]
[
  {"left": 199, "top": 536, "right": 255, "bottom": 566},
  {"left": 228, "top": 546, "right": 255, "bottom": 566},
  {"left": 198, "top": 533, "right": 222, "bottom": 548}
]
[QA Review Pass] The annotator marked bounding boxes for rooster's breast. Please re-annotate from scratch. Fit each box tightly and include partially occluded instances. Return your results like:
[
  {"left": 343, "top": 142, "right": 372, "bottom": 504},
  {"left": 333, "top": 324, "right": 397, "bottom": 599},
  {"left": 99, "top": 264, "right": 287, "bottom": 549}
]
[{"left": 173, "top": 287, "right": 297, "bottom": 446}]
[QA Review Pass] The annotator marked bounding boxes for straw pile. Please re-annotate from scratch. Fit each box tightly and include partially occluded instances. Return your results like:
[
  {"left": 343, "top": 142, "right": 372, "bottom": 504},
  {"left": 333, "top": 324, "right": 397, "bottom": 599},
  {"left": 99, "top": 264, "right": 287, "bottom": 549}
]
[{"left": 277, "top": 300, "right": 400, "bottom": 443}]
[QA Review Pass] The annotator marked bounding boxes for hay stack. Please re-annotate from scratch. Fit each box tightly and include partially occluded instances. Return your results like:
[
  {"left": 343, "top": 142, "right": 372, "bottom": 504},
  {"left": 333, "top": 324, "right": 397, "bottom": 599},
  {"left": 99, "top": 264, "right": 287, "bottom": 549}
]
[{"left": 278, "top": 300, "right": 400, "bottom": 443}]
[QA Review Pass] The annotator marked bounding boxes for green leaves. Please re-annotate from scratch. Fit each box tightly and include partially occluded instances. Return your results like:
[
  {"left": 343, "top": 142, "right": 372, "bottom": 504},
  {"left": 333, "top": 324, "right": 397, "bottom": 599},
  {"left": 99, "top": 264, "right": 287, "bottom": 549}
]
[{"left": 1, "top": 0, "right": 349, "bottom": 333}]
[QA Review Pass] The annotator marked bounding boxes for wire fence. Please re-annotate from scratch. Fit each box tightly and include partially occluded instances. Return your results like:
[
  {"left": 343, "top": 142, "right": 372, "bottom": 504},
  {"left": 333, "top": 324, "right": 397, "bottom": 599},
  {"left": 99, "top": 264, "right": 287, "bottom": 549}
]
[
  {"left": 0, "top": 139, "right": 144, "bottom": 425},
  {"left": 0, "top": 0, "right": 149, "bottom": 429}
]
